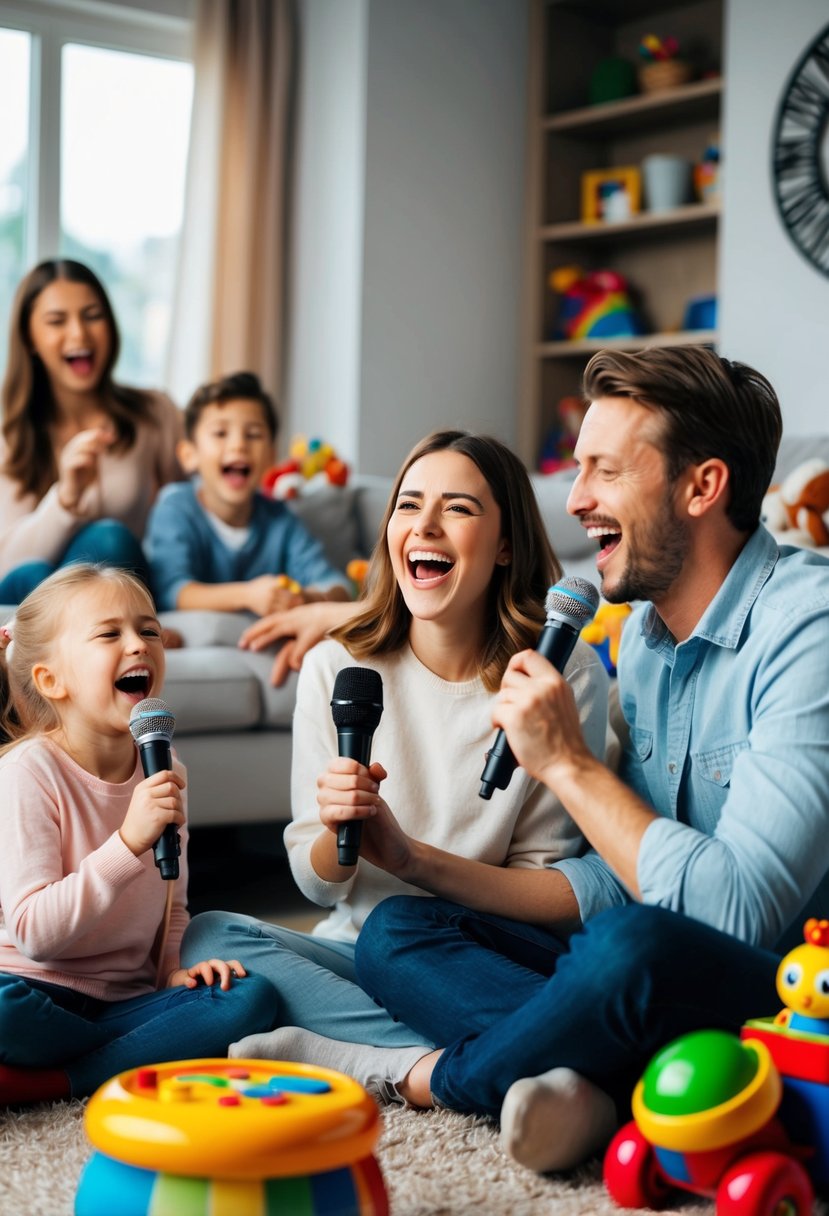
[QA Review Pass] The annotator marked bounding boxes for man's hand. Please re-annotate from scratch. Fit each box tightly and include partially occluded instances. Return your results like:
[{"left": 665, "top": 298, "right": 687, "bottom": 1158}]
[
  {"left": 167, "top": 958, "right": 247, "bottom": 990},
  {"left": 239, "top": 600, "right": 358, "bottom": 686},
  {"left": 492, "top": 649, "right": 591, "bottom": 786}
]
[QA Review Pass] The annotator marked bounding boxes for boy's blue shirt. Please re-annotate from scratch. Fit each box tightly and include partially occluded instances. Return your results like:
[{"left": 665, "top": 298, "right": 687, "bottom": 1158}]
[
  {"left": 145, "top": 480, "right": 350, "bottom": 611},
  {"left": 552, "top": 525, "right": 829, "bottom": 950}
]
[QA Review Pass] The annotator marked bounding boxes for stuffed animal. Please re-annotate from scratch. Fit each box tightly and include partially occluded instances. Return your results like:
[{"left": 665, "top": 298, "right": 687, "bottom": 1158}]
[
  {"left": 762, "top": 458, "right": 829, "bottom": 549},
  {"left": 262, "top": 436, "right": 349, "bottom": 501}
]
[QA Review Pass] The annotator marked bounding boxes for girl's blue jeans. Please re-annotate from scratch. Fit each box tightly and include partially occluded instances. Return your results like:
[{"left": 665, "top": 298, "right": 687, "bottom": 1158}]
[
  {"left": 0, "top": 519, "right": 150, "bottom": 604},
  {"left": 0, "top": 970, "right": 278, "bottom": 1097},
  {"left": 354, "top": 898, "right": 780, "bottom": 1120}
]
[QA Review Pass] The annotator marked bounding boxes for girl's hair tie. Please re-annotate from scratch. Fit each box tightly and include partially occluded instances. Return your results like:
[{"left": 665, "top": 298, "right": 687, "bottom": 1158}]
[{"left": 1, "top": 620, "right": 15, "bottom": 662}]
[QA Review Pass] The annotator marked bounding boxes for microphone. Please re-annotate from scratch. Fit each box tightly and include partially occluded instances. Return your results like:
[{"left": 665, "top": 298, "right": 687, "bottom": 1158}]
[
  {"left": 330, "top": 667, "right": 384, "bottom": 867},
  {"left": 479, "top": 575, "right": 600, "bottom": 800},
  {"left": 129, "top": 697, "right": 180, "bottom": 880}
]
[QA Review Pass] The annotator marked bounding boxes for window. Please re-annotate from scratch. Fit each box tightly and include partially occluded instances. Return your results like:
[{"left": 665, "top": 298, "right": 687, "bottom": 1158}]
[{"left": 0, "top": 1, "right": 193, "bottom": 388}]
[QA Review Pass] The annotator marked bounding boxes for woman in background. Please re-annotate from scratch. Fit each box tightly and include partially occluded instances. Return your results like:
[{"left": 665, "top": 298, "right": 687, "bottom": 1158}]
[{"left": 0, "top": 259, "right": 184, "bottom": 603}]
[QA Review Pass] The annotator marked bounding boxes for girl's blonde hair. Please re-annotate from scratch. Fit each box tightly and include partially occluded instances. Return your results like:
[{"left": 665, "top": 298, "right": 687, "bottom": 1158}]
[
  {"left": 332, "top": 430, "right": 562, "bottom": 692},
  {"left": 0, "top": 563, "right": 155, "bottom": 754}
]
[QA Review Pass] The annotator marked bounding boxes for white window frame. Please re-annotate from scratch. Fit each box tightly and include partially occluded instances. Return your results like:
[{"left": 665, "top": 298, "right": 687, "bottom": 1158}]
[{"left": 0, "top": 0, "right": 192, "bottom": 268}]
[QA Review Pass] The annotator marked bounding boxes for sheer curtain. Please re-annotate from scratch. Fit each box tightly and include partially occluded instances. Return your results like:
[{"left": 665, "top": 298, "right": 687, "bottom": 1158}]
[{"left": 166, "top": 0, "right": 295, "bottom": 406}]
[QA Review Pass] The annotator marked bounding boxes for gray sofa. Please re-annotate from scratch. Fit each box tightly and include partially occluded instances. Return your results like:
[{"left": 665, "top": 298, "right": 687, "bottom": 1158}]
[{"left": 3, "top": 435, "right": 823, "bottom": 829}]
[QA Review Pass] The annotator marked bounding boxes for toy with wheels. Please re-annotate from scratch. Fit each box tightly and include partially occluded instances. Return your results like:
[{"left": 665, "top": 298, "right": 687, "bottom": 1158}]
[
  {"left": 75, "top": 1057, "right": 388, "bottom": 1216},
  {"left": 741, "top": 917, "right": 829, "bottom": 1190},
  {"left": 603, "top": 1029, "right": 813, "bottom": 1214}
]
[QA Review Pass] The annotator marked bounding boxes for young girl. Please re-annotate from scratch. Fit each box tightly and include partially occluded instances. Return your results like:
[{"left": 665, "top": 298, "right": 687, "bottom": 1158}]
[
  {"left": 0, "top": 565, "right": 277, "bottom": 1106},
  {"left": 181, "top": 430, "right": 609, "bottom": 1095},
  {"left": 0, "top": 259, "right": 184, "bottom": 602}
]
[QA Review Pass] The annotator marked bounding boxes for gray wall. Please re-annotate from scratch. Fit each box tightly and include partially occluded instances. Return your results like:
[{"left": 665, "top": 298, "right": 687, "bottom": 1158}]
[
  {"left": 719, "top": 0, "right": 829, "bottom": 434},
  {"left": 286, "top": 0, "right": 528, "bottom": 474}
]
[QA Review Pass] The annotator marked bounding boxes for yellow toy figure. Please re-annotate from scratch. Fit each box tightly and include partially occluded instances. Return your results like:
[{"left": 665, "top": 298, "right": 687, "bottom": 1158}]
[
  {"left": 774, "top": 918, "right": 829, "bottom": 1036},
  {"left": 580, "top": 602, "right": 631, "bottom": 676}
]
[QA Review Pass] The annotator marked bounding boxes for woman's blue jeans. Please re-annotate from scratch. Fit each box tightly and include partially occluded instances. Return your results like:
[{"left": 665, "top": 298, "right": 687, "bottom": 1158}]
[
  {"left": 354, "top": 898, "right": 780, "bottom": 1120},
  {"left": 181, "top": 910, "right": 434, "bottom": 1049},
  {"left": 0, "top": 519, "right": 150, "bottom": 604},
  {"left": 0, "top": 971, "right": 278, "bottom": 1098}
]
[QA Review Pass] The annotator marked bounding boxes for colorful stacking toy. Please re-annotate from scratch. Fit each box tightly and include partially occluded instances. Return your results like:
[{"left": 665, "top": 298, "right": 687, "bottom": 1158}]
[{"left": 75, "top": 1058, "right": 388, "bottom": 1216}]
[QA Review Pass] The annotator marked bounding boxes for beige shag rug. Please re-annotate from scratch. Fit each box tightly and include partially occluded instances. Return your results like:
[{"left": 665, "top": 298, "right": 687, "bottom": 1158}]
[{"left": 0, "top": 1098, "right": 733, "bottom": 1216}]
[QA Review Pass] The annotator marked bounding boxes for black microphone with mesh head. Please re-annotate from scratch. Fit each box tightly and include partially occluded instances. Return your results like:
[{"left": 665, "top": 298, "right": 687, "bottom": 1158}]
[
  {"left": 479, "top": 576, "right": 600, "bottom": 799},
  {"left": 330, "top": 667, "right": 384, "bottom": 867},
  {"left": 129, "top": 697, "right": 180, "bottom": 880}
]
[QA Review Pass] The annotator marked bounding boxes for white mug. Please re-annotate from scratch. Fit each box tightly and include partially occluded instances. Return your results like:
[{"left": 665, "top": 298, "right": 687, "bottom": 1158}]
[{"left": 642, "top": 154, "right": 692, "bottom": 212}]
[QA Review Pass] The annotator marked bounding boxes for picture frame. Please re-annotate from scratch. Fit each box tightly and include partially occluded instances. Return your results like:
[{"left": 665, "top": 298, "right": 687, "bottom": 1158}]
[{"left": 581, "top": 166, "right": 642, "bottom": 223}]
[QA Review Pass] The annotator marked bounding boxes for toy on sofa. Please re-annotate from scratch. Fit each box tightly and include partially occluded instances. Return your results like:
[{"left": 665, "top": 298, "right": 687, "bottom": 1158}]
[
  {"left": 580, "top": 602, "right": 631, "bottom": 676},
  {"left": 75, "top": 1057, "right": 388, "bottom": 1216},
  {"left": 549, "top": 266, "right": 646, "bottom": 342},
  {"left": 263, "top": 436, "right": 350, "bottom": 501},
  {"left": 762, "top": 458, "right": 829, "bottom": 550}
]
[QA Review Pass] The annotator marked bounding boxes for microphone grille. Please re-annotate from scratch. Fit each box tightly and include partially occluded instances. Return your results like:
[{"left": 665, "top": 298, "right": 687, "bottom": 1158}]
[
  {"left": 545, "top": 576, "right": 600, "bottom": 627},
  {"left": 129, "top": 697, "right": 176, "bottom": 743},
  {"left": 331, "top": 667, "right": 383, "bottom": 730}
]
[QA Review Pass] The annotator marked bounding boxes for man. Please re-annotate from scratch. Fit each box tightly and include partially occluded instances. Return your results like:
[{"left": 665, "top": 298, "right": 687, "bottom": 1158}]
[{"left": 236, "top": 347, "right": 829, "bottom": 1173}]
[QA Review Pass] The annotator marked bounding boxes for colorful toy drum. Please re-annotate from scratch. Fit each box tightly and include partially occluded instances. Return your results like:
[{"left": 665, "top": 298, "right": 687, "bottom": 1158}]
[{"left": 75, "top": 1058, "right": 389, "bottom": 1216}]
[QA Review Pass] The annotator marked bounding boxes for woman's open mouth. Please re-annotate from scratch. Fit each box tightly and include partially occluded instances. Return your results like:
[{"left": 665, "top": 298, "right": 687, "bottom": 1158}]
[
  {"left": 64, "top": 350, "right": 95, "bottom": 377},
  {"left": 407, "top": 549, "right": 455, "bottom": 586}
]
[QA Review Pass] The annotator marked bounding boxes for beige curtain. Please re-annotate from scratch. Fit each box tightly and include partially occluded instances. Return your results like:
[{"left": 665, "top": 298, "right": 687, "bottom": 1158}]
[{"left": 167, "top": 0, "right": 295, "bottom": 404}]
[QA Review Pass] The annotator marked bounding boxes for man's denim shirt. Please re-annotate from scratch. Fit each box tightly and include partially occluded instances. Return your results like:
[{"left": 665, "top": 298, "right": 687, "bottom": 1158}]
[{"left": 553, "top": 525, "right": 829, "bottom": 950}]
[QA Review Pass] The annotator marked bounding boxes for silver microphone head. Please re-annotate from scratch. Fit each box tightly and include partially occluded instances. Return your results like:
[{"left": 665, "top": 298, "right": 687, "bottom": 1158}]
[
  {"left": 129, "top": 697, "right": 175, "bottom": 744},
  {"left": 545, "top": 576, "right": 600, "bottom": 628}
]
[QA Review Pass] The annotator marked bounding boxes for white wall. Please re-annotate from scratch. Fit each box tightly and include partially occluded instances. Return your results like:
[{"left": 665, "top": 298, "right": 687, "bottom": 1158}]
[
  {"left": 287, "top": 0, "right": 528, "bottom": 475},
  {"left": 283, "top": 0, "right": 369, "bottom": 462},
  {"left": 719, "top": 0, "right": 829, "bottom": 433}
]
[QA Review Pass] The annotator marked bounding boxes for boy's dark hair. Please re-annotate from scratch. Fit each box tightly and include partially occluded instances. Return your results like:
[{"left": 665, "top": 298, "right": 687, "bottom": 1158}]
[
  {"left": 583, "top": 345, "right": 783, "bottom": 533},
  {"left": 184, "top": 371, "right": 279, "bottom": 440}
]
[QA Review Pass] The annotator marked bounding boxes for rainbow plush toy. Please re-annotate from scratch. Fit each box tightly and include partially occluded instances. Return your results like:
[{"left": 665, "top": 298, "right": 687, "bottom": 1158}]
[{"left": 549, "top": 266, "right": 646, "bottom": 342}]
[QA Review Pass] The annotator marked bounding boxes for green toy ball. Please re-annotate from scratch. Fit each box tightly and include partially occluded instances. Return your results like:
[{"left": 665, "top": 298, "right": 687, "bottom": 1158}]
[{"left": 641, "top": 1030, "right": 759, "bottom": 1117}]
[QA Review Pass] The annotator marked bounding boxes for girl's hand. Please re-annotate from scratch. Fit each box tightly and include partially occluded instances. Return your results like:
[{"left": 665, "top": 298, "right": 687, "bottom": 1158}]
[
  {"left": 317, "top": 759, "right": 413, "bottom": 877},
  {"left": 119, "top": 769, "right": 186, "bottom": 858},
  {"left": 57, "top": 425, "right": 116, "bottom": 512},
  {"left": 166, "top": 958, "right": 247, "bottom": 991}
]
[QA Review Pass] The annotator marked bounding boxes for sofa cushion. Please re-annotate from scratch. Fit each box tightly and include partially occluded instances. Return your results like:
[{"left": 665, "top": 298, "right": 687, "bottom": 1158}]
[
  {"left": 163, "top": 646, "right": 267, "bottom": 733},
  {"left": 530, "top": 470, "right": 593, "bottom": 561},
  {"left": 288, "top": 483, "right": 363, "bottom": 571}
]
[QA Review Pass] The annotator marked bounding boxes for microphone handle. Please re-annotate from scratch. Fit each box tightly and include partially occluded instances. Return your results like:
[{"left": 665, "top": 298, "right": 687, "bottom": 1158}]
[
  {"left": 138, "top": 735, "right": 181, "bottom": 881},
  {"left": 479, "top": 619, "right": 580, "bottom": 800},
  {"left": 336, "top": 727, "right": 374, "bottom": 867}
]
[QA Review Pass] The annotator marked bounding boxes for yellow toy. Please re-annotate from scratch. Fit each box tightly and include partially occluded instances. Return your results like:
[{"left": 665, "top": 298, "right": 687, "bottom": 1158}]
[
  {"left": 580, "top": 602, "right": 631, "bottom": 676},
  {"left": 75, "top": 1057, "right": 388, "bottom": 1215},
  {"left": 775, "top": 918, "right": 829, "bottom": 1033}
]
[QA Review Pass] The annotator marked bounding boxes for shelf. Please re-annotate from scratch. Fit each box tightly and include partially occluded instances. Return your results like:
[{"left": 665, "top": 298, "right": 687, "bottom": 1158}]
[
  {"left": 543, "top": 77, "right": 722, "bottom": 139},
  {"left": 536, "top": 328, "right": 718, "bottom": 358},
  {"left": 540, "top": 201, "right": 720, "bottom": 244}
]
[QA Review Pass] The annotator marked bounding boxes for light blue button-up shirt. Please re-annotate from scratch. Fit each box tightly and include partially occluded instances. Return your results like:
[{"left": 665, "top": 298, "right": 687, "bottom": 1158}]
[{"left": 553, "top": 526, "right": 829, "bottom": 950}]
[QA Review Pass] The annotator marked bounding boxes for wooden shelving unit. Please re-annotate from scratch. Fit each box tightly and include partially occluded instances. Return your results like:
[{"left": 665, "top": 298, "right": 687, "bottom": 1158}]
[{"left": 518, "top": 0, "right": 725, "bottom": 468}]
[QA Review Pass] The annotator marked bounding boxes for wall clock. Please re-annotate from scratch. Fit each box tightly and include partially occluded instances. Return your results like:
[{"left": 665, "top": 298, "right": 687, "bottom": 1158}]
[{"left": 771, "top": 22, "right": 829, "bottom": 277}]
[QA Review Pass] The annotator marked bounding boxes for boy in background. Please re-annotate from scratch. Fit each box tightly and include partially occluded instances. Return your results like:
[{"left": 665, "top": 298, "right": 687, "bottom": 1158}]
[{"left": 145, "top": 372, "right": 351, "bottom": 614}]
